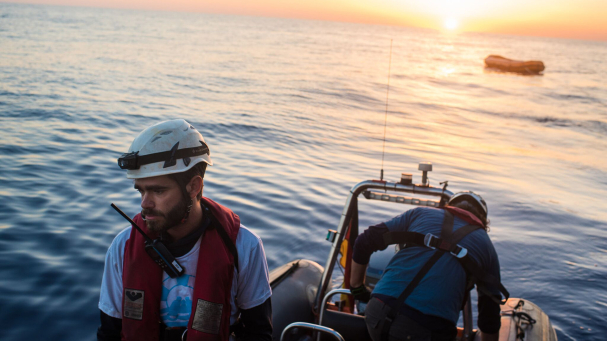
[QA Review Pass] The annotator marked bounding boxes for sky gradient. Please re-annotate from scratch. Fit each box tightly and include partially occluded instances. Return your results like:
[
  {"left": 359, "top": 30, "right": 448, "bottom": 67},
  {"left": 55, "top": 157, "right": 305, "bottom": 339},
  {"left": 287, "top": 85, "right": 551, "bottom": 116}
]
[{"left": 5, "top": 0, "right": 607, "bottom": 41}]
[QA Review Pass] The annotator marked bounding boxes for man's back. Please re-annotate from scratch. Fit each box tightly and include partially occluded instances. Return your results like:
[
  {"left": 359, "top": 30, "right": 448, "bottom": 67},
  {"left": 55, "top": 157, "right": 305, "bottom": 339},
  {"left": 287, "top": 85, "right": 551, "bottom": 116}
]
[{"left": 371, "top": 207, "right": 501, "bottom": 324}]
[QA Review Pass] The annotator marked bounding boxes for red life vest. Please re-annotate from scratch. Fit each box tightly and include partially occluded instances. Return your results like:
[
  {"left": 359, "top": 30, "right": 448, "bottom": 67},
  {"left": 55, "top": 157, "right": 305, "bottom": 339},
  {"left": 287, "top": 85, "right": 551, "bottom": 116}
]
[
  {"left": 444, "top": 206, "right": 485, "bottom": 228},
  {"left": 121, "top": 197, "right": 240, "bottom": 341}
]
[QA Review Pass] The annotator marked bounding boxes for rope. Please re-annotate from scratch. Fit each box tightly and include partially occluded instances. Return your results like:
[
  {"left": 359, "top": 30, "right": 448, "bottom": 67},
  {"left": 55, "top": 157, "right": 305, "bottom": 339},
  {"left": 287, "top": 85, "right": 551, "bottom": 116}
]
[{"left": 502, "top": 300, "right": 537, "bottom": 340}]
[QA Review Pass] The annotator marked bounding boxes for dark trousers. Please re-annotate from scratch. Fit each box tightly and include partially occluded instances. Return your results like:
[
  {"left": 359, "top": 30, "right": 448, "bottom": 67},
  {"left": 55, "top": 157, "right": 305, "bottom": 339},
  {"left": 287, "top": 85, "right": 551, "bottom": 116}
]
[{"left": 364, "top": 298, "right": 455, "bottom": 341}]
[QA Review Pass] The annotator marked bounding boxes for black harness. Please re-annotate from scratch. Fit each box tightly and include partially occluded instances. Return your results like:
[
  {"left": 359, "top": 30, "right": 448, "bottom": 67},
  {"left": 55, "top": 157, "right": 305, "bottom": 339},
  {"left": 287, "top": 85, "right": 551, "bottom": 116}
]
[{"left": 379, "top": 210, "right": 509, "bottom": 340}]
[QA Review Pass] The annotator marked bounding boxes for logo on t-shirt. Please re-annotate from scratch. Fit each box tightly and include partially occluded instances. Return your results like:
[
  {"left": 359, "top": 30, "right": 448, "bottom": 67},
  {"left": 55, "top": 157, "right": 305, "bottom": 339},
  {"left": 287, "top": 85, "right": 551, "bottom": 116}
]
[{"left": 160, "top": 274, "right": 195, "bottom": 327}]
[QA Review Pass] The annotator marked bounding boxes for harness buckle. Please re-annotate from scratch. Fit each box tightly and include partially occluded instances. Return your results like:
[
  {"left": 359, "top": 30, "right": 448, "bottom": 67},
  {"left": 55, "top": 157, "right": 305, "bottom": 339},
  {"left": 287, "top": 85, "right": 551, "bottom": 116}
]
[
  {"left": 424, "top": 233, "right": 437, "bottom": 249},
  {"left": 451, "top": 245, "right": 468, "bottom": 258},
  {"left": 424, "top": 233, "right": 468, "bottom": 258}
]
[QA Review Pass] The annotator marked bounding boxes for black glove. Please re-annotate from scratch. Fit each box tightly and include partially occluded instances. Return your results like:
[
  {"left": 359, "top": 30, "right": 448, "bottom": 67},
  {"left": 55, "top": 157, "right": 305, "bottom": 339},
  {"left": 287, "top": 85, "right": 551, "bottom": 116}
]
[{"left": 350, "top": 284, "right": 371, "bottom": 303}]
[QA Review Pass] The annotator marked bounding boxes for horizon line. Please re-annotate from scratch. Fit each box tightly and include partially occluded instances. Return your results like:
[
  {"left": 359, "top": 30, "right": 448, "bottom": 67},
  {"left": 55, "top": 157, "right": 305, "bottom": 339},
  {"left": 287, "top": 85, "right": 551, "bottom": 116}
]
[{"left": 2, "top": 0, "right": 607, "bottom": 43}]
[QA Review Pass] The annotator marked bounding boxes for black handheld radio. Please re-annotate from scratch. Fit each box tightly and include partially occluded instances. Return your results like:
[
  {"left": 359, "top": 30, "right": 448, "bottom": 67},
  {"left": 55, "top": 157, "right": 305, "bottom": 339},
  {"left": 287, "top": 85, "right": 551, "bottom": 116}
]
[{"left": 111, "top": 203, "right": 185, "bottom": 278}]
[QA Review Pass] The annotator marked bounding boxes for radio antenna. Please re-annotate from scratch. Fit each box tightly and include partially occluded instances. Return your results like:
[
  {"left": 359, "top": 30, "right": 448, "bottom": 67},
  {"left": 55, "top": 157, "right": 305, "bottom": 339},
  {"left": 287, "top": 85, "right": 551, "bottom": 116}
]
[{"left": 380, "top": 39, "right": 393, "bottom": 181}]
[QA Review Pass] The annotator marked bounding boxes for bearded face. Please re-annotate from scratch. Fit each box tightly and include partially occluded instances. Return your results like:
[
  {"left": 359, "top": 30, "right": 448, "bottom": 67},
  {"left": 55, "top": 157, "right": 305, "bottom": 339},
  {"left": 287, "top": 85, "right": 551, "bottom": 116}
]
[
  {"left": 134, "top": 175, "right": 190, "bottom": 234},
  {"left": 142, "top": 196, "right": 188, "bottom": 233}
]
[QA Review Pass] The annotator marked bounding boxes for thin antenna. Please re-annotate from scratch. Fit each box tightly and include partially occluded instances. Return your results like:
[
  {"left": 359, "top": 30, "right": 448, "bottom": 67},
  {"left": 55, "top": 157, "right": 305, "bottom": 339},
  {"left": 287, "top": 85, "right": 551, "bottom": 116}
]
[
  {"left": 111, "top": 203, "right": 153, "bottom": 243},
  {"left": 380, "top": 39, "right": 393, "bottom": 181}
]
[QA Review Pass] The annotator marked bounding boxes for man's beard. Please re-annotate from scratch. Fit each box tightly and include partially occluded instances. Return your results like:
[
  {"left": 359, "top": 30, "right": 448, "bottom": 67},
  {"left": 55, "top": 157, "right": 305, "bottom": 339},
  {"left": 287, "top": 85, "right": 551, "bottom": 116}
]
[{"left": 141, "top": 198, "right": 188, "bottom": 233}]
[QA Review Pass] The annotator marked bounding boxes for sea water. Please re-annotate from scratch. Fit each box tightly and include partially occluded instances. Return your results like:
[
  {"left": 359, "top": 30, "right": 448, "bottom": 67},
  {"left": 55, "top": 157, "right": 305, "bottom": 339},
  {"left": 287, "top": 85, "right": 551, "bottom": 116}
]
[{"left": 0, "top": 3, "right": 606, "bottom": 340}]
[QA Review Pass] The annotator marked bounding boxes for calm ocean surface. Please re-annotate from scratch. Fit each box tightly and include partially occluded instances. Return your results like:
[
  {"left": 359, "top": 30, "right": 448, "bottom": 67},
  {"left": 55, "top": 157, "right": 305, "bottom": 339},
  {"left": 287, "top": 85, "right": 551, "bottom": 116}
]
[{"left": 1, "top": 3, "right": 606, "bottom": 340}]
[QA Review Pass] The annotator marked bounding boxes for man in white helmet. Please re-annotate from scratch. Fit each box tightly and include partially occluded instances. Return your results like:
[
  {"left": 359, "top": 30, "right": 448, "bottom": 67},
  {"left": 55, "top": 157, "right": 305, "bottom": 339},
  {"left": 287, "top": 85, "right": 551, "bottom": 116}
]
[
  {"left": 97, "top": 119, "right": 272, "bottom": 341},
  {"left": 349, "top": 191, "right": 507, "bottom": 341}
]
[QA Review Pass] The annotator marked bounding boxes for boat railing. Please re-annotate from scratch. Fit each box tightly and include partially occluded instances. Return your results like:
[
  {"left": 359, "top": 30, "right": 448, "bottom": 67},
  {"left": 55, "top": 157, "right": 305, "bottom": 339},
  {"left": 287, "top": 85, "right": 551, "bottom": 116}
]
[
  {"left": 317, "top": 288, "right": 354, "bottom": 341},
  {"left": 315, "top": 178, "right": 453, "bottom": 313},
  {"left": 281, "top": 322, "right": 345, "bottom": 341}
]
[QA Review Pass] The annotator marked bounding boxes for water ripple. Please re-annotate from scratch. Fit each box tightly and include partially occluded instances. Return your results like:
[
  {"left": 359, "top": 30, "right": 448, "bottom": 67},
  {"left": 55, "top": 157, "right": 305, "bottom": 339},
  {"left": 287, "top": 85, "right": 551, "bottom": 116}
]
[{"left": 0, "top": 4, "right": 606, "bottom": 341}]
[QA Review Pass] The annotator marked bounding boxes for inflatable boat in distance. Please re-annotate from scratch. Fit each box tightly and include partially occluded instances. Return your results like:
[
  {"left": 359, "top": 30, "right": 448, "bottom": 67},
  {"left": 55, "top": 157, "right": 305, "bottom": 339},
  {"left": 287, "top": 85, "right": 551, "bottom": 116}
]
[
  {"left": 269, "top": 163, "right": 557, "bottom": 341},
  {"left": 484, "top": 55, "right": 545, "bottom": 75}
]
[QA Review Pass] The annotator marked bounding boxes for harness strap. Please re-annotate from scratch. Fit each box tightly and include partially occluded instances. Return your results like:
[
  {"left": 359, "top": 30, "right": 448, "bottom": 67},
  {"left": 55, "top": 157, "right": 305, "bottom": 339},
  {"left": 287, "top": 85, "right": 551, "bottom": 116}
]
[
  {"left": 440, "top": 209, "right": 454, "bottom": 240},
  {"left": 456, "top": 257, "right": 509, "bottom": 304},
  {"left": 203, "top": 204, "right": 240, "bottom": 273},
  {"left": 384, "top": 231, "right": 423, "bottom": 248},
  {"left": 380, "top": 211, "right": 455, "bottom": 341},
  {"left": 447, "top": 224, "right": 509, "bottom": 304},
  {"left": 379, "top": 211, "right": 511, "bottom": 340},
  {"left": 383, "top": 224, "right": 509, "bottom": 303},
  {"left": 212, "top": 217, "right": 240, "bottom": 273},
  {"left": 449, "top": 224, "right": 480, "bottom": 244},
  {"left": 449, "top": 223, "right": 485, "bottom": 310},
  {"left": 380, "top": 250, "right": 445, "bottom": 341},
  {"left": 383, "top": 231, "right": 466, "bottom": 256}
]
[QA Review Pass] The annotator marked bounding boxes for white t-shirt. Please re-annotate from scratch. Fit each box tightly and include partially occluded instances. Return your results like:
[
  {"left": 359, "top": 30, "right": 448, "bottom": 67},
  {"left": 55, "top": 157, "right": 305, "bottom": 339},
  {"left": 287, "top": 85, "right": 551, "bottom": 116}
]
[{"left": 98, "top": 224, "right": 272, "bottom": 328}]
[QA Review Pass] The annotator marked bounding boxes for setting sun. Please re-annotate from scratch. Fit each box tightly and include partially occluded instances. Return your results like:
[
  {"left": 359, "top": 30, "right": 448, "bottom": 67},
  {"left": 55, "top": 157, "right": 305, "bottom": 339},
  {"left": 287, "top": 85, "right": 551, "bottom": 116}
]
[{"left": 444, "top": 18, "right": 458, "bottom": 30}]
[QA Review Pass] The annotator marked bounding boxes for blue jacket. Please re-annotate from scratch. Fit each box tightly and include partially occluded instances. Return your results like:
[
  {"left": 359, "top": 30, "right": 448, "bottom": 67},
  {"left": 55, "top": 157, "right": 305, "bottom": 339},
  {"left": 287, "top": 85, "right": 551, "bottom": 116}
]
[{"left": 353, "top": 207, "right": 501, "bottom": 325}]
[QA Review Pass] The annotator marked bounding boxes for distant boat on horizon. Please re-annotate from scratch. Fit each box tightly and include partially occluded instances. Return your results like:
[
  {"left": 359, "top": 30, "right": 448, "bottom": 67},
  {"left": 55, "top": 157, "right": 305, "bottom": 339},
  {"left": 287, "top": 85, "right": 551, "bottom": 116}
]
[{"left": 484, "top": 55, "right": 545, "bottom": 75}]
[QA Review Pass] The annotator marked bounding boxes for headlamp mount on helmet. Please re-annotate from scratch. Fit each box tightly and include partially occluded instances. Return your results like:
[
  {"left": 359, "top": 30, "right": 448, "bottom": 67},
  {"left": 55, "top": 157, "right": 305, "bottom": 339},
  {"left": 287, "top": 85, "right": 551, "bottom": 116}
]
[
  {"left": 119, "top": 119, "right": 212, "bottom": 178},
  {"left": 118, "top": 141, "right": 210, "bottom": 171},
  {"left": 118, "top": 151, "right": 140, "bottom": 170}
]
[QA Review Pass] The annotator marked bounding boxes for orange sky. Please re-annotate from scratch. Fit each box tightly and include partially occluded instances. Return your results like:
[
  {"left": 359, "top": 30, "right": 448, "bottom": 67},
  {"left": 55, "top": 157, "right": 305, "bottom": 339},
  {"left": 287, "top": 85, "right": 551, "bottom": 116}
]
[{"left": 7, "top": 0, "right": 607, "bottom": 41}]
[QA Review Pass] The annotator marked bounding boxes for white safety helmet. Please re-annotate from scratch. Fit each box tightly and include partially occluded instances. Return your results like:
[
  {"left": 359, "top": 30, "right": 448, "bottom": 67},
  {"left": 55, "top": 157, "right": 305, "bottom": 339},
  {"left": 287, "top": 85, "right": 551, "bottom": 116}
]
[
  {"left": 118, "top": 119, "right": 213, "bottom": 179},
  {"left": 448, "top": 191, "right": 488, "bottom": 219}
]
